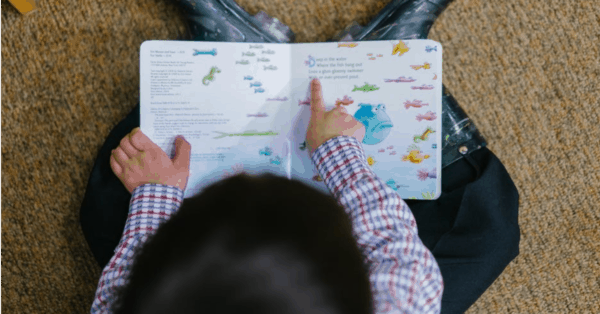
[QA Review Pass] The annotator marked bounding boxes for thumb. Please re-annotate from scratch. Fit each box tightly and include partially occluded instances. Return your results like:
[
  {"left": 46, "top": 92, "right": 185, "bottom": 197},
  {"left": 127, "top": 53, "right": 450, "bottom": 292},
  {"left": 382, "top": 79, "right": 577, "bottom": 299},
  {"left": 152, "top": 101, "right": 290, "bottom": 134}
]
[
  {"left": 172, "top": 136, "right": 191, "bottom": 171},
  {"left": 310, "top": 78, "right": 326, "bottom": 121}
]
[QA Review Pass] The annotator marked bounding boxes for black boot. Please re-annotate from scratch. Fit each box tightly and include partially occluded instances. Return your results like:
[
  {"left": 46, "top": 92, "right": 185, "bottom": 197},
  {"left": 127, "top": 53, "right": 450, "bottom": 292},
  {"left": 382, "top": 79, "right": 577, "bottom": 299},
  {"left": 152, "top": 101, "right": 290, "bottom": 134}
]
[
  {"left": 177, "top": 0, "right": 295, "bottom": 43},
  {"left": 329, "top": 0, "right": 487, "bottom": 170}
]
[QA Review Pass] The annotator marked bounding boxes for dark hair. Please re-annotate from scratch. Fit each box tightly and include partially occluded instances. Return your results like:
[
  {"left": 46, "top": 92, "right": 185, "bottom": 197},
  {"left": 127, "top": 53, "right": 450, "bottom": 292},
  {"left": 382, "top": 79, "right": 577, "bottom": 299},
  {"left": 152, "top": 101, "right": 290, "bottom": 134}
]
[{"left": 112, "top": 173, "right": 373, "bottom": 314}]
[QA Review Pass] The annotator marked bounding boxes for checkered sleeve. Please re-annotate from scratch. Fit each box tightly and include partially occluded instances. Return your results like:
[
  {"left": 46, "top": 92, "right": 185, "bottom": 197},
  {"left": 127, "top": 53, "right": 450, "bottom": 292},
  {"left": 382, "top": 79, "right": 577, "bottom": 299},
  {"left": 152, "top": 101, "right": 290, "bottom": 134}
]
[
  {"left": 90, "top": 184, "right": 184, "bottom": 314},
  {"left": 311, "top": 136, "right": 444, "bottom": 314}
]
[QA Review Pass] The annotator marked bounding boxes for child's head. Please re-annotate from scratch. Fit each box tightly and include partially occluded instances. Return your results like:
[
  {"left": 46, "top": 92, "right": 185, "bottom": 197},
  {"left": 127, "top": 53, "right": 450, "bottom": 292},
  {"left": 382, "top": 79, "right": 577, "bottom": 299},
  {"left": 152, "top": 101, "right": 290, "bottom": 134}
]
[{"left": 113, "top": 173, "right": 373, "bottom": 314}]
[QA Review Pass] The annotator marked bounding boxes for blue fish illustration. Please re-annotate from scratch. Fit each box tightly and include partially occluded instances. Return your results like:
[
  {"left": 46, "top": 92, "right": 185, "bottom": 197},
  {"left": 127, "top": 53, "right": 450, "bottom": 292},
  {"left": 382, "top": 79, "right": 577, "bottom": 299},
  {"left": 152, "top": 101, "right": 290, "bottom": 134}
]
[
  {"left": 254, "top": 88, "right": 265, "bottom": 93},
  {"left": 193, "top": 48, "right": 217, "bottom": 56},
  {"left": 385, "top": 179, "right": 399, "bottom": 191},
  {"left": 270, "top": 156, "right": 282, "bottom": 165},
  {"left": 243, "top": 75, "right": 253, "bottom": 80},
  {"left": 353, "top": 103, "right": 394, "bottom": 145},
  {"left": 259, "top": 146, "right": 273, "bottom": 156},
  {"left": 250, "top": 82, "right": 262, "bottom": 87},
  {"left": 425, "top": 45, "right": 437, "bottom": 52}
]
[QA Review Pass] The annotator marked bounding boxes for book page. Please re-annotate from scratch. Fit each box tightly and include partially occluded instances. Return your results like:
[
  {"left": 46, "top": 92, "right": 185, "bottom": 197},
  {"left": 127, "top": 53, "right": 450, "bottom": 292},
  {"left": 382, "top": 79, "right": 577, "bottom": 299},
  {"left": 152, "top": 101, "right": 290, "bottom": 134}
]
[
  {"left": 140, "top": 41, "right": 293, "bottom": 198},
  {"left": 289, "top": 40, "right": 442, "bottom": 200}
]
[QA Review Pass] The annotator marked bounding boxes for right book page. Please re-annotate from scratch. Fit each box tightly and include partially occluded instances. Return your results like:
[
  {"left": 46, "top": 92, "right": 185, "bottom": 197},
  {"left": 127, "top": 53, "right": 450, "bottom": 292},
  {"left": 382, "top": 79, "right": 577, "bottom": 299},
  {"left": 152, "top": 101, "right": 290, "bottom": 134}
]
[{"left": 289, "top": 40, "right": 443, "bottom": 200}]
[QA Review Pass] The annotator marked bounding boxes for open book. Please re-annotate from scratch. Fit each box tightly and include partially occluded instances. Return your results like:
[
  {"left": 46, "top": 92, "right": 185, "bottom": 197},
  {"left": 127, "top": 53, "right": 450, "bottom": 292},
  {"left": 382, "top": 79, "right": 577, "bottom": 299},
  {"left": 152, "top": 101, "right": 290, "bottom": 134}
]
[{"left": 140, "top": 39, "right": 442, "bottom": 200}]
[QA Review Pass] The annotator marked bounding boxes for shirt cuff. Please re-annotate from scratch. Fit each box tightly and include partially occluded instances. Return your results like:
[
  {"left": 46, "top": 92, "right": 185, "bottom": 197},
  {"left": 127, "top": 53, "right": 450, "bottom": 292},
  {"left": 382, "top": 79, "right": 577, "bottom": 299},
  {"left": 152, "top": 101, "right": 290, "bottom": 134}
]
[{"left": 310, "top": 136, "right": 375, "bottom": 197}]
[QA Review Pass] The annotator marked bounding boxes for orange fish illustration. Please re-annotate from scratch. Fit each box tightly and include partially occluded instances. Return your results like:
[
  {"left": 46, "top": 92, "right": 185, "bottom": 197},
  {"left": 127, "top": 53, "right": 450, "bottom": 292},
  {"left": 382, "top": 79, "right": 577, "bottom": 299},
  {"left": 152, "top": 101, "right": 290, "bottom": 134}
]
[
  {"left": 392, "top": 40, "right": 410, "bottom": 56},
  {"left": 433, "top": 74, "right": 438, "bottom": 80},
  {"left": 402, "top": 145, "right": 430, "bottom": 164},
  {"left": 410, "top": 62, "right": 431, "bottom": 70},
  {"left": 367, "top": 53, "right": 373, "bottom": 56},
  {"left": 404, "top": 99, "right": 429, "bottom": 109},
  {"left": 338, "top": 42, "right": 359, "bottom": 48},
  {"left": 377, "top": 54, "right": 383, "bottom": 57},
  {"left": 369, "top": 57, "right": 376, "bottom": 60}
]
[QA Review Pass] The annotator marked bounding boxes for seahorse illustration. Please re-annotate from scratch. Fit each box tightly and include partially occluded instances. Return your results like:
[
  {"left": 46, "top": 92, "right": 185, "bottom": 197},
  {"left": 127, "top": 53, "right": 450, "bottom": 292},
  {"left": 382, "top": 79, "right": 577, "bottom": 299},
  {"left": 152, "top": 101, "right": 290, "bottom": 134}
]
[
  {"left": 413, "top": 126, "right": 435, "bottom": 143},
  {"left": 202, "top": 66, "right": 221, "bottom": 85}
]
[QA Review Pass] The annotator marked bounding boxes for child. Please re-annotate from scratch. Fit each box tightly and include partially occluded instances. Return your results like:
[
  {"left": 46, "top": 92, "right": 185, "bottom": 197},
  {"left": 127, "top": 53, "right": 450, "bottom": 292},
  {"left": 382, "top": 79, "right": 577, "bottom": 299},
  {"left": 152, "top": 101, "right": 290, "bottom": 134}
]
[{"left": 91, "top": 78, "right": 443, "bottom": 313}]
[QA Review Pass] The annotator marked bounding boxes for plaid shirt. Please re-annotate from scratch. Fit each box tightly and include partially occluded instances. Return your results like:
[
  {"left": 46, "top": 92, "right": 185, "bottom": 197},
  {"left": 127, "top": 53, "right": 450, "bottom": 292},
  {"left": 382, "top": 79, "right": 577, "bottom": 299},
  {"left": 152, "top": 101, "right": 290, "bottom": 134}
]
[{"left": 91, "top": 136, "right": 443, "bottom": 313}]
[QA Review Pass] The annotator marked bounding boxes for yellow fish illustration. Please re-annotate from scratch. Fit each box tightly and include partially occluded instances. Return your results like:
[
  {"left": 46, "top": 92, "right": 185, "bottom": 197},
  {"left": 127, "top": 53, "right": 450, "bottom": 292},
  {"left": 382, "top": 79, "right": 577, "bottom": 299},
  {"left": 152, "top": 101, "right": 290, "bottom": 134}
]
[
  {"left": 392, "top": 40, "right": 410, "bottom": 56},
  {"left": 402, "top": 147, "right": 431, "bottom": 164},
  {"left": 410, "top": 62, "right": 431, "bottom": 70},
  {"left": 367, "top": 156, "right": 377, "bottom": 166},
  {"left": 338, "top": 42, "right": 359, "bottom": 48}
]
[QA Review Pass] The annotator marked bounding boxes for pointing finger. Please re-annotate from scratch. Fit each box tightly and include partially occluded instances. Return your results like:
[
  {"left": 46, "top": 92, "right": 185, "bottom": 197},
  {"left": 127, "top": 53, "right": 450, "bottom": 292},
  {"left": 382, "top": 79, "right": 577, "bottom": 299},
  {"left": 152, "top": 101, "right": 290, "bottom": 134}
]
[{"left": 310, "top": 78, "right": 325, "bottom": 120}]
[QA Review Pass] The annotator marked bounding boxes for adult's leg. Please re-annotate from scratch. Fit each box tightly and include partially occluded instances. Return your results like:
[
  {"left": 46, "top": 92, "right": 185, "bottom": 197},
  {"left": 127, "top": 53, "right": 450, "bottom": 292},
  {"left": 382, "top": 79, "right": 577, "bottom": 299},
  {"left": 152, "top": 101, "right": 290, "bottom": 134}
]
[
  {"left": 328, "top": 1, "right": 521, "bottom": 312},
  {"left": 80, "top": 0, "right": 295, "bottom": 269}
]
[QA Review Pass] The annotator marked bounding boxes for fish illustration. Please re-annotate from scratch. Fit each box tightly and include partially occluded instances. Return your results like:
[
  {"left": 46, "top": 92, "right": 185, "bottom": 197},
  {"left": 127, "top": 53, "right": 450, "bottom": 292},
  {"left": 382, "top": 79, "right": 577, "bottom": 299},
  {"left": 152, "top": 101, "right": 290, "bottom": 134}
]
[
  {"left": 270, "top": 156, "right": 282, "bottom": 165},
  {"left": 247, "top": 112, "right": 268, "bottom": 118},
  {"left": 262, "top": 49, "right": 275, "bottom": 54},
  {"left": 417, "top": 167, "right": 437, "bottom": 181},
  {"left": 369, "top": 57, "right": 376, "bottom": 60},
  {"left": 243, "top": 75, "right": 254, "bottom": 80},
  {"left": 263, "top": 65, "right": 278, "bottom": 71},
  {"left": 250, "top": 81, "right": 262, "bottom": 87},
  {"left": 383, "top": 76, "right": 416, "bottom": 83},
  {"left": 242, "top": 51, "right": 255, "bottom": 57},
  {"left": 193, "top": 48, "right": 217, "bottom": 56},
  {"left": 404, "top": 99, "right": 429, "bottom": 109},
  {"left": 257, "top": 57, "right": 270, "bottom": 62},
  {"left": 378, "top": 149, "right": 385, "bottom": 153},
  {"left": 299, "top": 141, "right": 307, "bottom": 151},
  {"left": 433, "top": 74, "right": 438, "bottom": 80},
  {"left": 236, "top": 60, "right": 250, "bottom": 65},
  {"left": 254, "top": 88, "right": 265, "bottom": 93},
  {"left": 202, "top": 66, "right": 221, "bottom": 85},
  {"left": 385, "top": 179, "right": 400, "bottom": 191},
  {"left": 387, "top": 145, "right": 394, "bottom": 150},
  {"left": 377, "top": 54, "right": 383, "bottom": 57},
  {"left": 334, "top": 95, "right": 354, "bottom": 106},
  {"left": 410, "top": 62, "right": 431, "bottom": 70},
  {"left": 414, "top": 127, "right": 435, "bottom": 143},
  {"left": 389, "top": 151, "right": 397, "bottom": 155},
  {"left": 259, "top": 146, "right": 273, "bottom": 156},
  {"left": 392, "top": 40, "right": 410, "bottom": 56},
  {"left": 352, "top": 82, "right": 380, "bottom": 92},
  {"left": 416, "top": 111, "right": 437, "bottom": 121},
  {"left": 367, "top": 156, "right": 377, "bottom": 167},
  {"left": 298, "top": 97, "right": 311, "bottom": 106},
  {"left": 353, "top": 103, "right": 393, "bottom": 145},
  {"left": 367, "top": 53, "right": 373, "bottom": 56},
  {"left": 425, "top": 45, "right": 437, "bottom": 52},
  {"left": 338, "top": 42, "right": 359, "bottom": 48},
  {"left": 402, "top": 144, "right": 431, "bottom": 164},
  {"left": 432, "top": 144, "right": 437, "bottom": 149},
  {"left": 411, "top": 84, "right": 435, "bottom": 90},
  {"left": 312, "top": 175, "right": 323, "bottom": 182},
  {"left": 267, "top": 96, "right": 289, "bottom": 101},
  {"left": 305, "top": 55, "right": 316, "bottom": 67},
  {"left": 213, "top": 130, "right": 278, "bottom": 139},
  {"left": 249, "top": 44, "right": 264, "bottom": 49}
]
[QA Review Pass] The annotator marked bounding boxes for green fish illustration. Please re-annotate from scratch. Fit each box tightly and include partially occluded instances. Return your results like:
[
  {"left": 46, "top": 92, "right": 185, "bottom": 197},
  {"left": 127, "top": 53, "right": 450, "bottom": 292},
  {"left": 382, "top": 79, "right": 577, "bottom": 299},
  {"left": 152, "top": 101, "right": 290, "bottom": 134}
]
[
  {"left": 213, "top": 130, "right": 279, "bottom": 139},
  {"left": 352, "top": 82, "right": 380, "bottom": 92}
]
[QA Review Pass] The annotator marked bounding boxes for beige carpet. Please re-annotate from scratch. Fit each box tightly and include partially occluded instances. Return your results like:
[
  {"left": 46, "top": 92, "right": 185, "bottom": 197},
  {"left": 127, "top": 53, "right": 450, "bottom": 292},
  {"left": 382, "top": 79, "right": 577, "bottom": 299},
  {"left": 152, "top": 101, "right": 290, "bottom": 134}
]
[{"left": 2, "top": 0, "right": 599, "bottom": 312}]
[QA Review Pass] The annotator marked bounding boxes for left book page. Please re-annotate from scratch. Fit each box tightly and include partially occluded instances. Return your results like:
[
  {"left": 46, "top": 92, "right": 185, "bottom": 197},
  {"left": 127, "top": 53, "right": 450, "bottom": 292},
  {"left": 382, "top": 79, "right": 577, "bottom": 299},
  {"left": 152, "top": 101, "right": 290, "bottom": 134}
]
[{"left": 140, "top": 40, "right": 293, "bottom": 198}]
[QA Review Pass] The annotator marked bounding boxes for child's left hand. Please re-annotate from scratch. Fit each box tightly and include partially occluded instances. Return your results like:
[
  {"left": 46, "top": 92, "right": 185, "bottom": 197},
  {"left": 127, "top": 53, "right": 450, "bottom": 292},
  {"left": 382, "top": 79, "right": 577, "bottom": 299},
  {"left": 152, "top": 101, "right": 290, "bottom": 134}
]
[{"left": 110, "top": 127, "right": 192, "bottom": 194}]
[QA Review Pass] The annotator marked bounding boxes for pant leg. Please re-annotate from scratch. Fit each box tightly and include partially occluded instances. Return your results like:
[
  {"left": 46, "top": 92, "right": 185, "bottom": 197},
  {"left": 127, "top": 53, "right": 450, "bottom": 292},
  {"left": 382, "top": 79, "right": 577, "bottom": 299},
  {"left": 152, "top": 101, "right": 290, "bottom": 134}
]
[
  {"left": 80, "top": 103, "right": 140, "bottom": 268},
  {"left": 405, "top": 147, "right": 520, "bottom": 314}
]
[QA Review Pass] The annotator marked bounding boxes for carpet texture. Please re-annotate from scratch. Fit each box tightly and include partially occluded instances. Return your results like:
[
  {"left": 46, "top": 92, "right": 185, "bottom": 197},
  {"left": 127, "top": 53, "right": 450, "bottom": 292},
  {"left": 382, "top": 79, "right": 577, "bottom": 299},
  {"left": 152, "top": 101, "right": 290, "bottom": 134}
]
[{"left": 2, "top": 0, "right": 599, "bottom": 312}]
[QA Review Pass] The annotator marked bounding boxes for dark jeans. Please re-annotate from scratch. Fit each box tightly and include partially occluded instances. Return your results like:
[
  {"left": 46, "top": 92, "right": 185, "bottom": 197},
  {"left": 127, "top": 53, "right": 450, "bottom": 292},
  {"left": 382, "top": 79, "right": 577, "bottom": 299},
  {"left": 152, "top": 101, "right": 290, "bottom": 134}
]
[{"left": 80, "top": 103, "right": 520, "bottom": 314}]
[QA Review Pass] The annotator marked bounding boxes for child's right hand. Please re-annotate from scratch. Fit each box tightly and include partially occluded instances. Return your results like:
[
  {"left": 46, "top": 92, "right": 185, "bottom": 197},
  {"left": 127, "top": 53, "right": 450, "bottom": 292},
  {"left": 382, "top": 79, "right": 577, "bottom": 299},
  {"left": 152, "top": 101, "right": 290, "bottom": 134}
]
[{"left": 306, "top": 78, "right": 365, "bottom": 155}]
